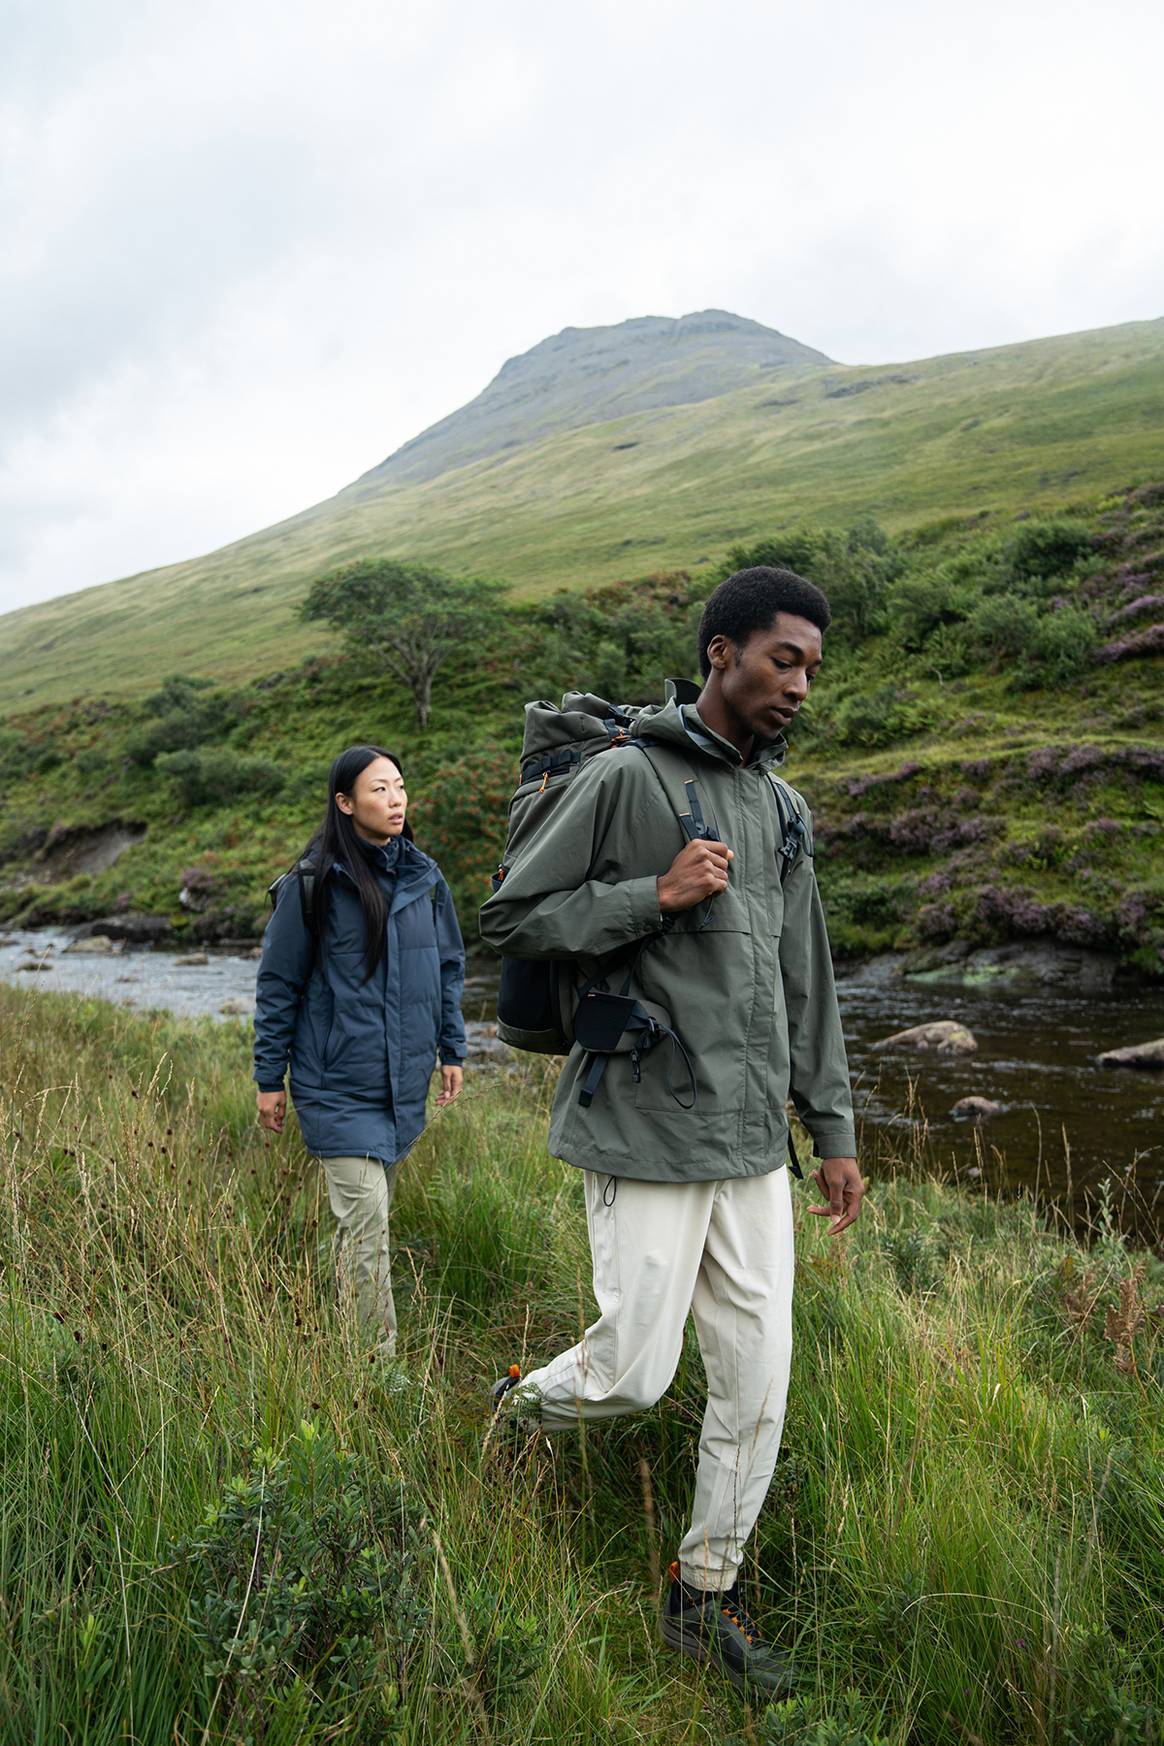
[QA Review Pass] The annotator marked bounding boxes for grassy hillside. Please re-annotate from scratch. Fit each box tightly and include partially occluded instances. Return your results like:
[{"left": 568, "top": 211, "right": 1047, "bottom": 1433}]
[
  {"left": 1, "top": 983, "right": 1160, "bottom": 1743},
  {"left": 1, "top": 487, "right": 1161, "bottom": 977},
  {"left": 3, "top": 317, "right": 1163, "bottom": 713}
]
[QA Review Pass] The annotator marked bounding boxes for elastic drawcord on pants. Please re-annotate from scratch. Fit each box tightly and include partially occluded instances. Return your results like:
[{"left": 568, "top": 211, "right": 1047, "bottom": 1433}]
[{"left": 603, "top": 1175, "right": 618, "bottom": 1207}]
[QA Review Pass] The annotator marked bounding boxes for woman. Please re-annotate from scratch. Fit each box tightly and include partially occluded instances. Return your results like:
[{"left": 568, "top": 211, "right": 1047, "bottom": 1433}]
[{"left": 254, "top": 745, "right": 466, "bottom": 1355}]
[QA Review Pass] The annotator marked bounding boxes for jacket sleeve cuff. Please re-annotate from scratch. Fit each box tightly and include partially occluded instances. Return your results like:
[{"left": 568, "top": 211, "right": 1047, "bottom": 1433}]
[
  {"left": 626, "top": 875, "right": 664, "bottom": 936},
  {"left": 806, "top": 1123, "right": 858, "bottom": 1158},
  {"left": 438, "top": 1050, "right": 466, "bottom": 1066}
]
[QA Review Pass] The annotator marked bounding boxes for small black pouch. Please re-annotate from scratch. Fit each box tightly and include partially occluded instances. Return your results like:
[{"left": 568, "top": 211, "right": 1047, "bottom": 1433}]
[{"left": 574, "top": 990, "right": 696, "bottom": 1110}]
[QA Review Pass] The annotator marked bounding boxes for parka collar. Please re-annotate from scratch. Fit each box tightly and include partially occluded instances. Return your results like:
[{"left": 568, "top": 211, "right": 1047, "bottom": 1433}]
[
  {"left": 634, "top": 691, "right": 788, "bottom": 772},
  {"left": 333, "top": 835, "right": 439, "bottom": 907}
]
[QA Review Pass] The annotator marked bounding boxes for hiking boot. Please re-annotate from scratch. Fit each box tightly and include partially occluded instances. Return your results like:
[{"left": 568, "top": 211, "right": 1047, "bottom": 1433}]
[{"left": 658, "top": 1561, "right": 796, "bottom": 1695}]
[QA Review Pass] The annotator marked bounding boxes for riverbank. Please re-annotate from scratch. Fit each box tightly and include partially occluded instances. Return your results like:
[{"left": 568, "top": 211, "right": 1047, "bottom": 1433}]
[
  {"left": 0, "top": 982, "right": 1160, "bottom": 1744},
  {"left": 4, "top": 926, "right": 1162, "bottom": 1236}
]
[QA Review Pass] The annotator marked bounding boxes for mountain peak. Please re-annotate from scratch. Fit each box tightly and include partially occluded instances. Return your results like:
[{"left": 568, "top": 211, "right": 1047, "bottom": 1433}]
[{"left": 352, "top": 309, "right": 830, "bottom": 492}]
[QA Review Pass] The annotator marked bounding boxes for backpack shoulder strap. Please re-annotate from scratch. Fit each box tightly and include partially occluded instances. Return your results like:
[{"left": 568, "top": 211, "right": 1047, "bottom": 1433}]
[
  {"left": 267, "top": 858, "right": 317, "bottom": 927},
  {"left": 766, "top": 774, "right": 812, "bottom": 883},
  {"left": 632, "top": 739, "right": 720, "bottom": 843}
]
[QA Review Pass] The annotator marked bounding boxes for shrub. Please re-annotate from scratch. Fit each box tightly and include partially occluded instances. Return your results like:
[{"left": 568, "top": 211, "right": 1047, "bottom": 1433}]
[
  {"left": 887, "top": 567, "right": 975, "bottom": 652},
  {"left": 170, "top": 1421, "right": 428, "bottom": 1736},
  {"left": 126, "top": 676, "right": 243, "bottom": 767},
  {"left": 156, "top": 748, "right": 283, "bottom": 808},
  {"left": 963, "top": 597, "right": 1097, "bottom": 687},
  {"left": 410, "top": 745, "right": 517, "bottom": 921},
  {"left": 831, "top": 686, "right": 935, "bottom": 749},
  {"left": 711, "top": 520, "right": 904, "bottom": 641},
  {"left": 1004, "top": 517, "right": 1093, "bottom": 585}
]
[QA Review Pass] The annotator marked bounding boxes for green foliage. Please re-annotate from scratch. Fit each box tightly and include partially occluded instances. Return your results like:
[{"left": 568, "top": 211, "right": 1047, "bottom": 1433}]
[
  {"left": 410, "top": 744, "right": 515, "bottom": 922},
  {"left": 830, "top": 684, "right": 936, "bottom": 748},
  {"left": 731, "top": 1690, "right": 891, "bottom": 1746},
  {"left": 1005, "top": 516, "right": 1093, "bottom": 584},
  {"left": 1, "top": 985, "right": 1162, "bottom": 1741},
  {"left": 171, "top": 1421, "right": 427, "bottom": 1737},
  {"left": 525, "top": 570, "right": 702, "bottom": 702},
  {"left": 963, "top": 596, "right": 1098, "bottom": 687},
  {"left": 156, "top": 746, "right": 284, "bottom": 808},
  {"left": 126, "top": 674, "right": 243, "bottom": 767},
  {"left": 713, "top": 519, "right": 904, "bottom": 640},
  {"left": 301, "top": 558, "right": 508, "bottom": 729}
]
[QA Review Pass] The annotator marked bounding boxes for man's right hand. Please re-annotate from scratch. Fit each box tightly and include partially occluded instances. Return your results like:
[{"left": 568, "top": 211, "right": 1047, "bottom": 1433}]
[
  {"left": 257, "top": 1088, "right": 286, "bottom": 1133},
  {"left": 657, "top": 837, "right": 734, "bottom": 914}
]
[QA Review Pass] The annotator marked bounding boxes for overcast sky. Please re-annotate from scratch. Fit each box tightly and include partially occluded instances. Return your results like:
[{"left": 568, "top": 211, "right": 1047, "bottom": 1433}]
[{"left": 3, "top": 0, "right": 1162, "bottom": 617}]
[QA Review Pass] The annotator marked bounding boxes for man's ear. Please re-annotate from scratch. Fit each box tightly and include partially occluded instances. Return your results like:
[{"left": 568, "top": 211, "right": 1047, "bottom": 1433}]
[{"left": 705, "top": 634, "right": 734, "bottom": 672}]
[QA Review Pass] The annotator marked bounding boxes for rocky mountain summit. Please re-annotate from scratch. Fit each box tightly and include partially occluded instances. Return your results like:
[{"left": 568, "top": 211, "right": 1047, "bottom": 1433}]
[{"left": 349, "top": 309, "right": 831, "bottom": 491}]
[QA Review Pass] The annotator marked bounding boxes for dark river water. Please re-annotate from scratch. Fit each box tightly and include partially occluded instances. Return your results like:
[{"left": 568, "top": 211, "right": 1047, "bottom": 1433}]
[{"left": 3, "top": 928, "right": 1161, "bottom": 1229}]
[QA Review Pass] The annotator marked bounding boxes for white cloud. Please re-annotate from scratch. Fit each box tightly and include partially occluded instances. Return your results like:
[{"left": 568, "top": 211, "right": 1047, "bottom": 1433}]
[{"left": 2, "top": 0, "right": 1162, "bottom": 613}]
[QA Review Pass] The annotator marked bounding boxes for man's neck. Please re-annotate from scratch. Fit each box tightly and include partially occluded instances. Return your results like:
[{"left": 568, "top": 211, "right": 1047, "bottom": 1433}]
[{"left": 695, "top": 682, "right": 754, "bottom": 763}]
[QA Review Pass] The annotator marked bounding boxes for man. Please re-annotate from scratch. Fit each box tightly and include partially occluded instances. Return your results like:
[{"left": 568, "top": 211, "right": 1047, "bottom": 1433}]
[{"left": 479, "top": 565, "right": 863, "bottom": 1694}]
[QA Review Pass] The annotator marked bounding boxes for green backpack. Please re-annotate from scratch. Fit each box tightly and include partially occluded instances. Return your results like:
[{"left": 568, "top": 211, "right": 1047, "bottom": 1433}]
[{"left": 490, "top": 679, "right": 807, "bottom": 1066}]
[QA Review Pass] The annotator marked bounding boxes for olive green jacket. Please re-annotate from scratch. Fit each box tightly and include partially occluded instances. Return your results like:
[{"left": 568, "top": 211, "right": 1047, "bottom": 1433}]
[{"left": 479, "top": 699, "right": 856, "bottom": 1183}]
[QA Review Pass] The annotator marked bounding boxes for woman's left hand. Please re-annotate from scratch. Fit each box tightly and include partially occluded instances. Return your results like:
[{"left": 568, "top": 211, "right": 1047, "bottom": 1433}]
[{"left": 436, "top": 1065, "right": 464, "bottom": 1106}]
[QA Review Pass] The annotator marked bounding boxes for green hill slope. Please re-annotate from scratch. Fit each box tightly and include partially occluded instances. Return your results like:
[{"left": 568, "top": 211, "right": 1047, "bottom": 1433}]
[
  {"left": 2, "top": 486, "right": 1161, "bottom": 976},
  {"left": 3, "top": 313, "right": 1163, "bottom": 712}
]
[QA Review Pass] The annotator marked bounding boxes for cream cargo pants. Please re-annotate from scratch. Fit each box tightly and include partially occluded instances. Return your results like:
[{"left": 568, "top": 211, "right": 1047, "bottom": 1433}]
[
  {"left": 318, "top": 1155, "right": 400, "bottom": 1352},
  {"left": 523, "top": 1166, "right": 794, "bottom": 1592}
]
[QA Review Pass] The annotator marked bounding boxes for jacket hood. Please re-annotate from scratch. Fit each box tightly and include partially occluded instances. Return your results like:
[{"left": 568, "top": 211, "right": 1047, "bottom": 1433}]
[
  {"left": 633, "top": 689, "right": 788, "bottom": 773},
  {"left": 333, "top": 836, "right": 440, "bottom": 908}
]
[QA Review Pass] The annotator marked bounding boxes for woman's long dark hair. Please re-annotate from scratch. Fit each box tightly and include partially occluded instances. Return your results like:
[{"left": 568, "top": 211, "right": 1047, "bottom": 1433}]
[{"left": 301, "top": 745, "right": 413, "bottom": 980}]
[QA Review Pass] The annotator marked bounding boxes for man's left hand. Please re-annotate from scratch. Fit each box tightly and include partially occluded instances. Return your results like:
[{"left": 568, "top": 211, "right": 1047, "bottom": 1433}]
[
  {"left": 807, "top": 1156, "right": 865, "bottom": 1235},
  {"left": 436, "top": 1065, "right": 464, "bottom": 1106}
]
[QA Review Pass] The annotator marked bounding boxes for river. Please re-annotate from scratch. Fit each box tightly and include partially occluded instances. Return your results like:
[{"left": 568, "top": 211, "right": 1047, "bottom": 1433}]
[{"left": 3, "top": 927, "right": 1161, "bottom": 1228}]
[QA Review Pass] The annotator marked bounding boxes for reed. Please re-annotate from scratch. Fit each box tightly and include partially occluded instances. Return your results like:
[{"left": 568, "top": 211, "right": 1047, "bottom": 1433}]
[{"left": 0, "top": 982, "right": 1160, "bottom": 1744}]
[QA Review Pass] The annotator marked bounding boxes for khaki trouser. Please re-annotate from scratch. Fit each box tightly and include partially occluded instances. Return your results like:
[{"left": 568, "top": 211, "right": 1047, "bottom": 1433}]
[
  {"left": 318, "top": 1155, "right": 400, "bottom": 1352},
  {"left": 523, "top": 1166, "right": 794, "bottom": 1592}
]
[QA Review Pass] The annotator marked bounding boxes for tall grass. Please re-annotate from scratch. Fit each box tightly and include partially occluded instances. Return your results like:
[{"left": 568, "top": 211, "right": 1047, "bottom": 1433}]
[{"left": 0, "top": 982, "right": 1160, "bottom": 1744}]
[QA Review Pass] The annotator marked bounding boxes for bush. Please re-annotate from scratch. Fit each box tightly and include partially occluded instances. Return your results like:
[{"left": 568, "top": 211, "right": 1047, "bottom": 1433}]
[
  {"left": 887, "top": 567, "right": 975, "bottom": 652},
  {"left": 410, "top": 744, "right": 517, "bottom": 922},
  {"left": 712, "top": 520, "right": 904, "bottom": 641},
  {"left": 831, "top": 685, "right": 935, "bottom": 748},
  {"left": 965, "top": 597, "right": 1097, "bottom": 687},
  {"left": 126, "top": 676, "right": 243, "bottom": 767},
  {"left": 526, "top": 571, "right": 703, "bottom": 703},
  {"left": 156, "top": 748, "right": 283, "bottom": 808},
  {"left": 170, "top": 1421, "right": 428, "bottom": 1735},
  {"left": 1004, "top": 517, "right": 1093, "bottom": 585}
]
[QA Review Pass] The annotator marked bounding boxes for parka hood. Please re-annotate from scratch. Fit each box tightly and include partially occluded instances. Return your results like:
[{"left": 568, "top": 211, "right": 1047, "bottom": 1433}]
[{"left": 632, "top": 689, "right": 789, "bottom": 773}]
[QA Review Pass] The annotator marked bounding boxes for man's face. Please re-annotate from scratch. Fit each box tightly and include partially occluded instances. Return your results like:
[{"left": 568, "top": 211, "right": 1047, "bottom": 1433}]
[{"left": 711, "top": 611, "right": 823, "bottom": 745}]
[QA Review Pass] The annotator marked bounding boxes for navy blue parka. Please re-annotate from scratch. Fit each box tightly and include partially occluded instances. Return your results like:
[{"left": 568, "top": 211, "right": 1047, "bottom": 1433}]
[{"left": 254, "top": 837, "right": 467, "bottom": 1165}]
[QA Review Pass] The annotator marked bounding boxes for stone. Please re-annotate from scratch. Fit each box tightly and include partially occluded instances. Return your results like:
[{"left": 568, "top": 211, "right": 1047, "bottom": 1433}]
[
  {"left": 873, "top": 1019, "right": 978, "bottom": 1055},
  {"left": 16, "top": 961, "right": 52, "bottom": 972},
  {"left": 950, "top": 1095, "right": 1003, "bottom": 1121},
  {"left": 1097, "top": 1037, "right": 1164, "bottom": 1071},
  {"left": 175, "top": 952, "right": 210, "bottom": 967},
  {"left": 63, "top": 933, "right": 116, "bottom": 955},
  {"left": 84, "top": 914, "right": 173, "bottom": 946},
  {"left": 0, "top": 935, "right": 17, "bottom": 947},
  {"left": 219, "top": 998, "right": 253, "bottom": 1016}
]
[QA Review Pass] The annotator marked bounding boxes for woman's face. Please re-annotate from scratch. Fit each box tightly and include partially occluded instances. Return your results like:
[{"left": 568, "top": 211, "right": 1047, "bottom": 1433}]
[{"left": 336, "top": 756, "right": 408, "bottom": 843}]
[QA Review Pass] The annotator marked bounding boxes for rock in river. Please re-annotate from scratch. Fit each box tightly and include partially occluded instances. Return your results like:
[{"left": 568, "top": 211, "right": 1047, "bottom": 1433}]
[
  {"left": 175, "top": 952, "right": 210, "bottom": 967},
  {"left": 1097, "top": 1037, "right": 1164, "bottom": 1071},
  {"left": 950, "top": 1095, "right": 1003, "bottom": 1121},
  {"left": 63, "top": 933, "right": 118, "bottom": 955},
  {"left": 873, "top": 1019, "right": 978, "bottom": 1055}
]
